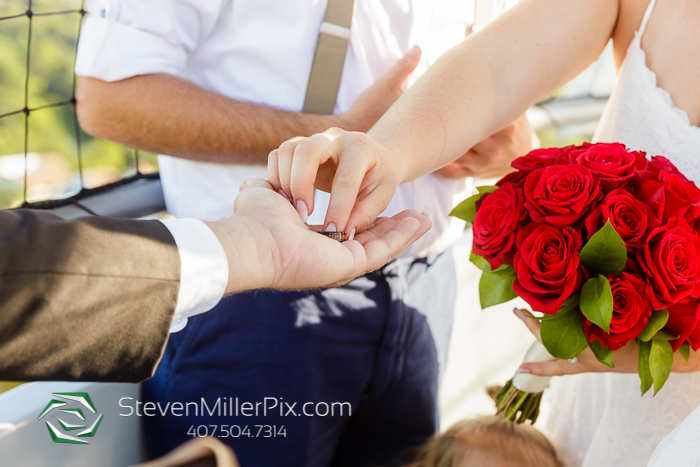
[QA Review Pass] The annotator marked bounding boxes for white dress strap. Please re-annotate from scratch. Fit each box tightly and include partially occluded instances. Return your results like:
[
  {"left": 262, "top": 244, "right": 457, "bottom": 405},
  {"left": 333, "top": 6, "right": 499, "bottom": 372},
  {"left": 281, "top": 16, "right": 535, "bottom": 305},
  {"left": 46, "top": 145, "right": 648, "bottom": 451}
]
[{"left": 638, "top": 0, "right": 658, "bottom": 36}]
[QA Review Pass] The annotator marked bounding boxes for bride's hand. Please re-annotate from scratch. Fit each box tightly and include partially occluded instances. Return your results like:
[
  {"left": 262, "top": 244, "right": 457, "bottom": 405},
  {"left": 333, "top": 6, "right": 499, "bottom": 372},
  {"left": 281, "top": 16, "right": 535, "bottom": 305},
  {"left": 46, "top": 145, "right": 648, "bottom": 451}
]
[
  {"left": 514, "top": 307, "right": 640, "bottom": 376},
  {"left": 267, "top": 128, "right": 404, "bottom": 235},
  {"left": 514, "top": 308, "right": 700, "bottom": 376}
]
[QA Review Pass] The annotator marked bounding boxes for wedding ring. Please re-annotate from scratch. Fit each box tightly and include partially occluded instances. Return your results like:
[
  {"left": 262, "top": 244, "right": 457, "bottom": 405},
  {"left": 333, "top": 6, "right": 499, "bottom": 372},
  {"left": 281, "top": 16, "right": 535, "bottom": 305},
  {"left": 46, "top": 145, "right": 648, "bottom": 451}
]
[
  {"left": 318, "top": 231, "right": 348, "bottom": 242},
  {"left": 568, "top": 357, "right": 578, "bottom": 364}
]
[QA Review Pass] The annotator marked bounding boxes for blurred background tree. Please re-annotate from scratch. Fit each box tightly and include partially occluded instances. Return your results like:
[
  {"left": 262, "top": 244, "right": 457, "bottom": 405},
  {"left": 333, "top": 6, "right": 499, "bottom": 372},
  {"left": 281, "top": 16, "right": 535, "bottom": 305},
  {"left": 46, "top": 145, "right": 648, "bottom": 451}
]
[{"left": 0, "top": 0, "right": 157, "bottom": 210}]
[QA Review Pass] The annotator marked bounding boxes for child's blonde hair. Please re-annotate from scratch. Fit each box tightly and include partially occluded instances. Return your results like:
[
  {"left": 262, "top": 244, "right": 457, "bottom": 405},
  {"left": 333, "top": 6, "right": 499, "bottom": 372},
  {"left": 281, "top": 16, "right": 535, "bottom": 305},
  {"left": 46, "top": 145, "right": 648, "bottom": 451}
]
[{"left": 406, "top": 416, "right": 562, "bottom": 467}]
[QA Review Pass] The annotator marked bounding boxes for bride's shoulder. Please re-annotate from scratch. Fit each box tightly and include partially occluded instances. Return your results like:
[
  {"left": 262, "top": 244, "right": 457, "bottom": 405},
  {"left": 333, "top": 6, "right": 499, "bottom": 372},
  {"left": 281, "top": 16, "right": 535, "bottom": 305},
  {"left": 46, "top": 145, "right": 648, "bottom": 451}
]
[{"left": 611, "top": 0, "right": 650, "bottom": 66}]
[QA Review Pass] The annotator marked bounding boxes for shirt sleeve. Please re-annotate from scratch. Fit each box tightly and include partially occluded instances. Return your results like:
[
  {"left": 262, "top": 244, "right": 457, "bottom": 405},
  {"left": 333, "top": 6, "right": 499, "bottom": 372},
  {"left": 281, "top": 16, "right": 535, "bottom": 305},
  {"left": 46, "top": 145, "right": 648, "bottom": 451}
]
[
  {"left": 159, "top": 219, "right": 228, "bottom": 333},
  {"left": 75, "top": 0, "right": 226, "bottom": 82}
]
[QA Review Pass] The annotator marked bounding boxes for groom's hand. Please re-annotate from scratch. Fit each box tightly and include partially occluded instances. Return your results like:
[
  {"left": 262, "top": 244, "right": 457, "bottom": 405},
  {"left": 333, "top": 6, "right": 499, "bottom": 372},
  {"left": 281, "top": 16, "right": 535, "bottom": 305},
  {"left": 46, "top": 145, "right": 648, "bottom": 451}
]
[
  {"left": 435, "top": 113, "right": 537, "bottom": 179},
  {"left": 207, "top": 179, "right": 431, "bottom": 295}
]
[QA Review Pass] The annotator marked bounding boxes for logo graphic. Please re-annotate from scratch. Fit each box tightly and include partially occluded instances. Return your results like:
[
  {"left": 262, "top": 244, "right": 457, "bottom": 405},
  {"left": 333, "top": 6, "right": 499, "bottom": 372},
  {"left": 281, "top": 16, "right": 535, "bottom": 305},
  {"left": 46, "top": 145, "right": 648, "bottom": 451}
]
[{"left": 37, "top": 392, "right": 104, "bottom": 444}]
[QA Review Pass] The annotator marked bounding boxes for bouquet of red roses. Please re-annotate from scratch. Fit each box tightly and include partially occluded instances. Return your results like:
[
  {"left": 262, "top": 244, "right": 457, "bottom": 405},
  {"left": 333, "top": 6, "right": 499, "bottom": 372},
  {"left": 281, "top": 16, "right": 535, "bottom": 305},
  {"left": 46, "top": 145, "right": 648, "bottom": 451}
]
[{"left": 451, "top": 142, "right": 700, "bottom": 423}]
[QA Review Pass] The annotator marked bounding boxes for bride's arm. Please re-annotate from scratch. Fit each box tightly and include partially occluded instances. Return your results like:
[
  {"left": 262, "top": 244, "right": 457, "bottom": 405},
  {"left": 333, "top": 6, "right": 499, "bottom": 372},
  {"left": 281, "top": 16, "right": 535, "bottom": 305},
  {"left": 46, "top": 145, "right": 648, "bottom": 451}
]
[
  {"left": 515, "top": 308, "right": 700, "bottom": 376},
  {"left": 269, "top": 0, "right": 619, "bottom": 233},
  {"left": 368, "top": 0, "right": 618, "bottom": 182}
]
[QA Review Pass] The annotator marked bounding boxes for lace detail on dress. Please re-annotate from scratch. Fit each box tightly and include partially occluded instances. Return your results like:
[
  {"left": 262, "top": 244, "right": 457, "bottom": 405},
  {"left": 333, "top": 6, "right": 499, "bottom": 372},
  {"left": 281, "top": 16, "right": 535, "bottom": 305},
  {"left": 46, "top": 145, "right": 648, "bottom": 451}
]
[
  {"left": 543, "top": 3, "right": 700, "bottom": 466},
  {"left": 631, "top": 32, "right": 700, "bottom": 134}
]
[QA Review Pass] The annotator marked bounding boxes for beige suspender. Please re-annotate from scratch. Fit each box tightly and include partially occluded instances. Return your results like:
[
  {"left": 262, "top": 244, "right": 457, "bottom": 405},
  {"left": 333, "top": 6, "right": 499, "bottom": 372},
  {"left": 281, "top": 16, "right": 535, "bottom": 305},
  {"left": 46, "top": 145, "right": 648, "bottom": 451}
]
[{"left": 302, "top": 0, "right": 357, "bottom": 114}]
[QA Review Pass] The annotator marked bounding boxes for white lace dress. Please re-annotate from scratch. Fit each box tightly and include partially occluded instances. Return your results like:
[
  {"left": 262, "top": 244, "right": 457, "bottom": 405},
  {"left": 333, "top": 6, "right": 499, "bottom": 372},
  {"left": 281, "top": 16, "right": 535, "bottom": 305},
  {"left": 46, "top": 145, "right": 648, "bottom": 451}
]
[{"left": 544, "top": 1, "right": 700, "bottom": 466}]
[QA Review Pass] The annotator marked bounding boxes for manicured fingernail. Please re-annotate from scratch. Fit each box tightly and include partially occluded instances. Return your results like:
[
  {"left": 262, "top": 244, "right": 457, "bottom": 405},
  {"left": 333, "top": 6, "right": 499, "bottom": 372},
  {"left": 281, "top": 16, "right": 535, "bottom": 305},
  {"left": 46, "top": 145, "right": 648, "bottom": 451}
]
[
  {"left": 349, "top": 228, "right": 356, "bottom": 241},
  {"left": 513, "top": 307, "right": 519, "bottom": 313},
  {"left": 407, "top": 45, "right": 420, "bottom": 58},
  {"left": 516, "top": 368, "right": 531, "bottom": 374},
  {"left": 326, "top": 223, "right": 337, "bottom": 232},
  {"left": 278, "top": 189, "right": 290, "bottom": 201},
  {"left": 296, "top": 200, "right": 308, "bottom": 223}
]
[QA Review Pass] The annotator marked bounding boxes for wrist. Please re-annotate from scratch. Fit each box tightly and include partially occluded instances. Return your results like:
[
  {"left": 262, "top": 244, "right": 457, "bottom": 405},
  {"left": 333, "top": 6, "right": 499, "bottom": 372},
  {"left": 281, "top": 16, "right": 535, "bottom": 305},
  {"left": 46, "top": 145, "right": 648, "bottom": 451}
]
[
  {"left": 334, "top": 112, "right": 360, "bottom": 131},
  {"left": 206, "top": 216, "right": 273, "bottom": 295},
  {"left": 372, "top": 136, "right": 410, "bottom": 184}
]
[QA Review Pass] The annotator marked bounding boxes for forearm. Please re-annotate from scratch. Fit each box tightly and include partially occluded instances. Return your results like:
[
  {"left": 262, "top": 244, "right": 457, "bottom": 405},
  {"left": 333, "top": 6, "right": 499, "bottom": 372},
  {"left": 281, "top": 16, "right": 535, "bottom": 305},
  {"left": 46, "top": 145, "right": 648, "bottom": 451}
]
[
  {"left": 77, "top": 74, "right": 345, "bottom": 164},
  {"left": 369, "top": 0, "right": 616, "bottom": 183}
]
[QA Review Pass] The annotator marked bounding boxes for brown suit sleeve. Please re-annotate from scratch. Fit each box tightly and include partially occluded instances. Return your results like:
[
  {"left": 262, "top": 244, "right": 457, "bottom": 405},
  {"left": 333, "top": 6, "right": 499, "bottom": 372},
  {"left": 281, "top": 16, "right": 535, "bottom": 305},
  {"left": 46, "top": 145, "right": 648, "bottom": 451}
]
[{"left": 0, "top": 210, "right": 181, "bottom": 382}]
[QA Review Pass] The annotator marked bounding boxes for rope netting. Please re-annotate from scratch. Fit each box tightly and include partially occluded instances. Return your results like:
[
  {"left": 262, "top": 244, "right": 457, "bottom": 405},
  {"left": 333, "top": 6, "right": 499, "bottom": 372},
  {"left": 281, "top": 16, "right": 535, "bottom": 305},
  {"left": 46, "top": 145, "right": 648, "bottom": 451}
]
[{"left": 0, "top": 0, "right": 155, "bottom": 214}]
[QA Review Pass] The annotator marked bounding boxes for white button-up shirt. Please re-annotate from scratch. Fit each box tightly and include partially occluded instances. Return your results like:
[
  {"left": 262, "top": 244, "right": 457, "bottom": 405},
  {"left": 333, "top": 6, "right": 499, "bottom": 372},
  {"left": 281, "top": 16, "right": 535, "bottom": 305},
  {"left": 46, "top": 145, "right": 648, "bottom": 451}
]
[{"left": 76, "top": 0, "right": 516, "bottom": 258}]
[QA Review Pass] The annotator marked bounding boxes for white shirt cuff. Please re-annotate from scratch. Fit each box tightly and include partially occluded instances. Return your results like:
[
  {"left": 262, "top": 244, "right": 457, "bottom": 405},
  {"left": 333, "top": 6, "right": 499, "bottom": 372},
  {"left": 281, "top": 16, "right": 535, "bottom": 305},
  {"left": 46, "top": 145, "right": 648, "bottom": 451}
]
[{"left": 159, "top": 219, "right": 228, "bottom": 332}]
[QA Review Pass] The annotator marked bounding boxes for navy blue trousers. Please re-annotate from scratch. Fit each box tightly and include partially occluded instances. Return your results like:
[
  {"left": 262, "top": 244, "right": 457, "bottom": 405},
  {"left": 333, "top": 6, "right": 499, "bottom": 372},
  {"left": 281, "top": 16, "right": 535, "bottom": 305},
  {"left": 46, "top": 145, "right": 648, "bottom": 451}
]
[{"left": 143, "top": 251, "right": 456, "bottom": 467}]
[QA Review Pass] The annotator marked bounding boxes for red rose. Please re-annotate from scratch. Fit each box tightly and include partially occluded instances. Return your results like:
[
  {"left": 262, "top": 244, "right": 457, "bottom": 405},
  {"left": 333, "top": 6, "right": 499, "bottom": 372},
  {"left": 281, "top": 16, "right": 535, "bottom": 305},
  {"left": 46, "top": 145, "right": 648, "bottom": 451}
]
[
  {"left": 573, "top": 143, "right": 647, "bottom": 191},
  {"left": 496, "top": 171, "right": 526, "bottom": 188},
  {"left": 584, "top": 189, "right": 659, "bottom": 248},
  {"left": 666, "top": 300, "right": 700, "bottom": 351},
  {"left": 638, "top": 157, "right": 700, "bottom": 224},
  {"left": 512, "top": 147, "right": 572, "bottom": 174},
  {"left": 473, "top": 184, "right": 527, "bottom": 270},
  {"left": 524, "top": 165, "right": 601, "bottom": 226},
  {"left": 513, "top": 223, "right": 586, "bottom": 314},
  {"left": 644, "top": 156, "right": 684, "bottom": 178},
  {"left": 637, "top": 217, "right": 700, "bottom": 309},
  {"left": 582, "top": 273, "right": 652, "bottom": 350}
]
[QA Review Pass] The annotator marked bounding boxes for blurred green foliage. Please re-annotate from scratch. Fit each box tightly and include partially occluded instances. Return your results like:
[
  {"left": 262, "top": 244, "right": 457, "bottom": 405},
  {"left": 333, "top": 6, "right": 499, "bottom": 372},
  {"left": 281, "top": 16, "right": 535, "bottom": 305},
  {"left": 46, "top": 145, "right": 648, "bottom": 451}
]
[{"left": 0, "top": 1, "right": 157, "bottom": 208}]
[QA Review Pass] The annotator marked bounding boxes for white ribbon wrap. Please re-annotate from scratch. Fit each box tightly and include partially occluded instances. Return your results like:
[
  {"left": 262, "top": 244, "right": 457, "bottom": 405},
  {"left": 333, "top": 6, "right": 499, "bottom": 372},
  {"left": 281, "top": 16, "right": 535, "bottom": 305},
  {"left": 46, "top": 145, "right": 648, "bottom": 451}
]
[{"left": 512, "top": 341, "right": 554, "bottom": 393}]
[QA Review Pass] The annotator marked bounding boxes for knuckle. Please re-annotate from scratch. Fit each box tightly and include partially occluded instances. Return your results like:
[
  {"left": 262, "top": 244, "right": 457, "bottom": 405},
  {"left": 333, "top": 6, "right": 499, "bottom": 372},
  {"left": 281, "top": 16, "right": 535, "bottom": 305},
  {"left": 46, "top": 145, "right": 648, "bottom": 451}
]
[
  {"left": 295, "top": 139, "right": 317, "bottom": 154},
  {"left": 344, "top": 132, "right": 372, "bottom": 149},
  {"left": 333, "top": 171, "right": 359, "bottom": 189},
  {"left": 278, "top": 140, "right": 297, "bottom": 155}
]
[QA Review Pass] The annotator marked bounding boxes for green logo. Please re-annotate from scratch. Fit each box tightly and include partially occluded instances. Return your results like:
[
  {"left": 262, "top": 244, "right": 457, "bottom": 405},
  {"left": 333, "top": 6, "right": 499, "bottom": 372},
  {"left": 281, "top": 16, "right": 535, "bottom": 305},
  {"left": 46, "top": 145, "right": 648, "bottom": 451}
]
[{"left": 37, "top": 392, "right": 104, "bottom": 444}]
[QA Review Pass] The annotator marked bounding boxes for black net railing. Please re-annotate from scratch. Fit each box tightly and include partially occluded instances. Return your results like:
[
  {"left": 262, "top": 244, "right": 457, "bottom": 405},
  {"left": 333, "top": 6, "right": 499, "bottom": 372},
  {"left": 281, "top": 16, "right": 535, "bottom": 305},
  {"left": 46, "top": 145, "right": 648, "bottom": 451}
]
[{"left": 0, "top": 0, "right": 157, "bottom": 216}]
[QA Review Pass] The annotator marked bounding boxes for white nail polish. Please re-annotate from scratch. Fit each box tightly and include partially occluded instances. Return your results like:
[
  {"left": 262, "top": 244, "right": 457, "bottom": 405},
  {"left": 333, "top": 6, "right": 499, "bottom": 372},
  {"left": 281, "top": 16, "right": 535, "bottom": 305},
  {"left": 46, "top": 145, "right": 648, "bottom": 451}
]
[
  {"left": 349, "top": 228, "right": 356, "bottom": 241},
  {"left": 326, "top": 223, "right": 337, "bottom": 232},
  {"left": 296, "top": 200, "right": 308, "bottom": 223}
]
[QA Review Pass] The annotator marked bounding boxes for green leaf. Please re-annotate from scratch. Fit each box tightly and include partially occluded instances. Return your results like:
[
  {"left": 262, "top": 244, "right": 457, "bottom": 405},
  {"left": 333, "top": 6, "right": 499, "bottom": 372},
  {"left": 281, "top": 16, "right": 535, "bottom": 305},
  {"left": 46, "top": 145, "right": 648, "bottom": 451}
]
[
  {"left": 450, "top": 194, "right": 480, "bottom": 223},
  {"left": 479, "top": 266, "right": 517, "bottom": 308},
  {"left": 450, "top": 186, "right": 499, "bottom": 223},
  {"left": 580, "top": 275, "right": 614, "bottom": 333},
  {"left": 470, "top": 253, "right": 492, "bottom": 272},
  {"left": 579, "top": 220, "right": 627, "bottom": 276},
  {"left": 477, "top": 185, "right": 499, "bottom": 195},
  {"left": 679, "top": 342, "right": 691, "bottom": 362},
  {"left": 650, "top": 339, "right": 674, "bottom": 395},
  {"left": 589, "top": 339, "right": 615, "bottom": 368},
  {"left": 638, "top": 309, "right": 669, "bottom": 342},
  {"left": 638, "top": 339, "right": 653, "bottom": 396},
  {"left": 559, "top": 294, "right": 582, "bottom": 314},
  {"left": 651, "top": 330, "right": 679, "bottom": 341},
  {"left": 540, "top": 307, "right": 588, "bottom": 359},
  {"left": 530, "top": 294, "right": 581, "bottom": 321}
]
